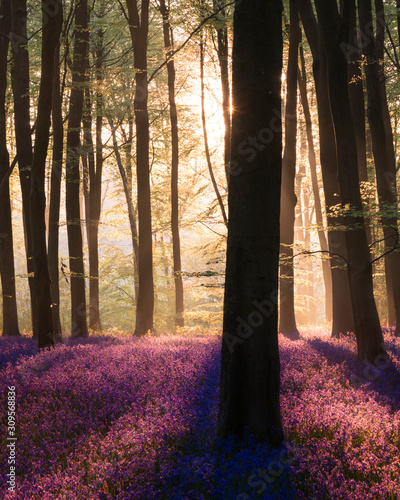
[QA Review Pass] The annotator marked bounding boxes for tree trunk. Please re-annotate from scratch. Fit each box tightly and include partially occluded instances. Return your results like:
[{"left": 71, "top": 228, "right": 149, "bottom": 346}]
[
  {"left": 65, "top": 0, "right": 89, "bottom": 338},
  {"left": 108, "top": 116, "right": 140, "bottom": 306},
  {"left": 213, "top": 0, "right": 231, "bottom": 185},
  {"left": 217, "top": 0, "right": 284, "bottom": 446},
  {"left": 159, "top": 0, "right": 184, "bottom": 329},
  {"left": 30, "top": 0, "right": 62, "bottom": 349},
  {"left": 126, "top": 0, "right": 154, "bottom": 336},
  {"left": 82, "top": 15, "right": 104, "bottom": 333},
  {"left": 359, "top": 0, "right": 400, "bottom": 337},
  {"left": 375, "top": 0, "right": 398, "bottom": 329},
  {"left": 0, "top": 0, "right": 19, "bottom": 337},
  {"left": 279, "top": 0, "right": 300, "bottom": 339},
  {"left": 298, "top": 0, "right": 355, "bottom": 337},
  {"left": 48, "top": 45, "right": 63, "bottom": 341},
  {"left": 121, "top": 112, "right": 139, "bottom": 302},
  {"left": 347, "top": 2, "right": 369, "bottom": 184},
  {"left": 11, "top": 0, "right": 38, "bottom": 337},
  {"left": 82, "top": 86, "right": 103, "bottom": 332},
  {"left": 315, "top": 0, "right": 385, "bottom": 361},
  {"left": 298, "top": 45, "right": 332, "bottom": 323},
  {"left": 200, "top": 32, "right": 228, "bottom": 227}
]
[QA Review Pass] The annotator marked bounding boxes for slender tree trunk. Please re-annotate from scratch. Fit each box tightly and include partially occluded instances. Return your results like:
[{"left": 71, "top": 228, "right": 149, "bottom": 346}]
[
  {"left": 279, "top": 0, "right": 300, "bottom": 339},
  {"left": 108, "top": 116, "right": 140, "bottom": 305},
  {"left": 359, "top": 0, "right": 400, "bottom": 337},
  {"left": 65, "top": 0, "right": 89, "bottom": 338},
  {"left": 213, "top": 0, "right": 231, "bottom": 185},
  {"left": 375, "top": 0, "right": 398, "bottom": 328},
  {"left": 0, "top": 0, "right": 19, "bottom": 336},
  {"left": 82, "top": 86, "right": 103, "bottom": 332},
  {"left": 30, "top": 0, "right": 63, "bottom": 349},
  {"left": 82, "top": 19, "right": 104, "bottom": 332},
  {"left": 200, "top": 33, "right": 228, "bottom": 227},
  {"left": 122, "top": 112, "right": 139, "bottom": 302},
  {"left": 218, "top": 0, "right": 284, "bottom": 446},
  {"left": 159, "top": 0, "right": 184, "bottom": 329},
  {"left": 303, "top": 184, "right": 316, "bottom": 323},
  {"left": 298, "top": 0, "right": 355, "bottom": 337},
  {"left": 91, "top": 25, "right": 104, "bottom": 331},
  {"left": 11, "top": 0, "right": 38, "bottom": 337},
  {"left": 298, "top": 45, "right": 332, "bottom": 323},
  {"left": 48, "top": 45, "right": 63, "bottom": 341},
  {"left": 315, "top": 0, "right": 385, "bottom": 361},
  {"left": 126, "top": 0, "right": 154, "bottom": 336}
]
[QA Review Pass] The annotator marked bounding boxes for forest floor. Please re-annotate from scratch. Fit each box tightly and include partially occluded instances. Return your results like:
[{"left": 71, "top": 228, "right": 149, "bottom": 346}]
[{"left": 0, "top": 327, "right": 399, "bottom": 499}]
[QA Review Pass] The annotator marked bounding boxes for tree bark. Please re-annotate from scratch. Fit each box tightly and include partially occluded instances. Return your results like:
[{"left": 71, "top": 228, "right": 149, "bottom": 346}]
[
  {"left": 359, "top": 0, "right": 400, "bottom": 337},
  {"left": 65, "top": 0, "right": 89, "bottom": 338},
  {"left": 298, "top": 0, "right": 355, "bottom": 337},
  {"left": 279, "top": 0, "right": 300, "bottom": 339},
  {"left": 126, "top": 0, "right": 154, "bottom": 336},
  {"left": 48, "top": 45, "right": 63, "bottom": 341},
  {"left": 217, "top": 0, "right": 284, "bottom": 446},
  {"left": 81, "top": 13, "right": 104, "bottom": 333},
  {"left": 82, "top": 88, "right": 103, "bottom": 332},
  {"left": 375, "top": 0, "right": 398, "bottom": 328},
  {"left": 347, "top": 2, "right": 369, "bottom": 184},
  {"left": 0, "top": 0, "right": 19, "bottom": 337},
  {"left": 30, "top": 0, "right": 62, "bottom": 349},
  {"left": 11, "top": 0, "right": 38, "bottom": 337},
  {"left": 159, "top": 0, "right": 184, "bottom": 329},
  {"left": 315, "top": 0, "right": 385, "bottom": 361}
]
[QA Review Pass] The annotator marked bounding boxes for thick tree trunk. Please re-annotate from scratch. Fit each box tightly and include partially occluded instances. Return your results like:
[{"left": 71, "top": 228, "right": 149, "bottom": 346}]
[
  {"left": 298, "top": 46, "right": 332, "bottom": 323},
  {"left": 213, "top": 0, "right": 231, "bottom": 185},
  {"left": 65, "top": 0, "right": 89, "bottom": 338},
  {"left": 159, "top": 0, "right": 184, "bottom": 329},
  {"left": 347, "top": 2, "right": 369, "bottom": 184},
  {"left": 279, "top": 0, "right": 300, "bottom": 339},
  {"left": 0, "top": 0, "right": 19, "bottom": 337},
  {"left": 126, "top": 0, "right": 154, "bottom": 336},
  {"left": 298, "top": 0, "right": 355, "bottom": 337},
  {"left": 315, "top": 0, "right": 385, "bottom": 361},
  {"left": 11, "top": 0, "right": 38, "bottom": 337},
  {"left": 48, "top": 45, "right": 63, "bottom": 341},
  {"left": 30, "top": 0, "right": 62, "bottom": 349},
  {"left": 359, "top": 0, "right": 400, "bottom": 337},
  {"left": 218, "top": 0, "right": 284, "bottom": 446}
]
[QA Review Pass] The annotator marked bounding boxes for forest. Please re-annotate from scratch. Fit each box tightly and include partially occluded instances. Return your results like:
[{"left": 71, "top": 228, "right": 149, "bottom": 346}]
[{"left": 1, "top": 0, "right": 400, "bottom": 498}]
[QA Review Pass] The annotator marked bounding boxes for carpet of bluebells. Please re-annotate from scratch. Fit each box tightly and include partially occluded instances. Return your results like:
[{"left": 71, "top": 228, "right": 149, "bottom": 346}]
[{"left": 1, "top": 328, "right": 400, "bottom": 499}]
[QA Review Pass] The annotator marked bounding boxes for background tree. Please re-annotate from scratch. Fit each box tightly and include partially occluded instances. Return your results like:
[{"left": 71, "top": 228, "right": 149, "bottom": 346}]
[
  {"left": 359, "top": 0, "right": 400, "bottom": 337},
  {"left": 315, "top": 0, "right": 386, "bottom": 361},
  {"left": 297, "top": 44, "right": 332, "bottom": 323},
  {"left": 125, "top": 0, "right": 154, "bottom": 336},
  {"left": 157, "top": 0, "right": 185, "bottom": 329},
  {"left": 11, "top": 0, "right": 38, "bottom": 337},
  {"left": 297, "top": 0, "right": 355, "bottom": 337},
  {"left": 30, "top": 0, "right": 63, "bottom": 349},
  {"left": 279, "top": 0, "right": 300, "bottom": 339},
  {"left": 0, "top": 0, "right": 19, "bottom": 337},
  {"left": 66, "top": 0, "right": 89, "bottom": 338}
]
